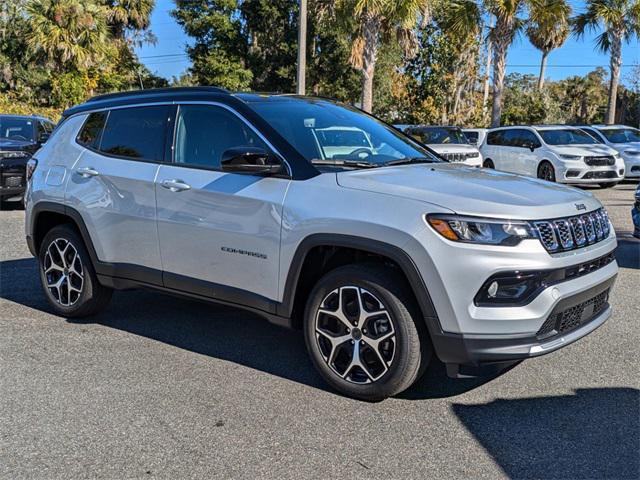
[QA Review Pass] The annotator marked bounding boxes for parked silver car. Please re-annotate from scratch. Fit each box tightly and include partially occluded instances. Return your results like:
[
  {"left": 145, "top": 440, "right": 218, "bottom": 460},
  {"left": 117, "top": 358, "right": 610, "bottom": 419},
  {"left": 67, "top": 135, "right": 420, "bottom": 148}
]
[{"left": 25, "top": 88, "right": 618, "bottom": 400}]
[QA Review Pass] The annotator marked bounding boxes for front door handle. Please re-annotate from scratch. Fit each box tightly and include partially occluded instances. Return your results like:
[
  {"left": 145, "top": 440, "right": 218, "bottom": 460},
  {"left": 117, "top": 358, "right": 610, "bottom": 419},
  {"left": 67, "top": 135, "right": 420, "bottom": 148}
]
[
  {"left": 76, "top": 167, "right": 99, "bottom": 178},
  {"left": 161, "top": 179, "right": 191, "bottom": 192}
]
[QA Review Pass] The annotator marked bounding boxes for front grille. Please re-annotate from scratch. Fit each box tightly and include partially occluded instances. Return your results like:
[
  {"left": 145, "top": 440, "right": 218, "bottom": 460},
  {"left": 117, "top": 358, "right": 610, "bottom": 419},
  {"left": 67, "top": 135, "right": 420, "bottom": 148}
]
[
  {"left": 583, "top": 171, "right": 618, "bottom": 179},
  {"left": 533, "top": 208, "right": 610, "bottom": 253},
  {"left": 441, "top": 152, "right": 477, "bottom": 163},
  {"left": 584, "top": 155, "right": 615, "bottom": 166},
  {"left": 3, "top": 175, "right": 22, "bottom": 188},
  {"left": 632, "top": 166, "right": 640, "bottom": 173},
  {"left": 537, "top": 289, "right": 609, "bottom": 338}
]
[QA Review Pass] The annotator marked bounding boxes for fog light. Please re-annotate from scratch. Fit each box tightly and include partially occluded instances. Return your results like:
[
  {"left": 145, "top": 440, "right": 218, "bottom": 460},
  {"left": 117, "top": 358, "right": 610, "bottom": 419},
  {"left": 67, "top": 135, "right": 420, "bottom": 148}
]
[
  {"left": 487, "top": 281, "right": 499, "bottom": 298},
  {"left": 475, "top": 273, "right": 544, "bottom": 307},
  {"left": 566, "top": 170, "right": 580, "bottom": 178}
]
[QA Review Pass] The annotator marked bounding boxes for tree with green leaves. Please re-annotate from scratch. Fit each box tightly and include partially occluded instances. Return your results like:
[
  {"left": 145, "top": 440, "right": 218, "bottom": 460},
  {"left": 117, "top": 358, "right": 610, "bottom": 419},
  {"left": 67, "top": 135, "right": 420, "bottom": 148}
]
[
  {"left": 26, "top": 0, "right": 110, "bottom": 72},
  {"left": 573, "top": 0, "right": 640, "bottom": 124},
  {"left": 172, "top": 0, "right": 253, "bottom": 90},
  {"left": 323, "top": 0, "right": 431, "bottom": 113},
  {"left": 526, "top": 0, "right": 571, "bottom": 89}
]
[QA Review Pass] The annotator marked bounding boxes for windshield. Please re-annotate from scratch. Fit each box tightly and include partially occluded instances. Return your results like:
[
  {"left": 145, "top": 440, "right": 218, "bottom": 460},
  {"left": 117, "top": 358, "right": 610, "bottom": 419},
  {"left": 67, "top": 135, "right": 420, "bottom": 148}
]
[
  {"left": 597, "top": 127, "right": 640, "bottom": 143},
  {"left": 539, "top": 129, "right": 598, "bottom": 145},
  {"left": 0, "top": 116, "right": 34, "bottom": 141},
  {"left": 410, "top": 127, "right": 468, "bottom": 145},
  {"left": 247, "top": 99, "right": 441, "bottom": 168}
]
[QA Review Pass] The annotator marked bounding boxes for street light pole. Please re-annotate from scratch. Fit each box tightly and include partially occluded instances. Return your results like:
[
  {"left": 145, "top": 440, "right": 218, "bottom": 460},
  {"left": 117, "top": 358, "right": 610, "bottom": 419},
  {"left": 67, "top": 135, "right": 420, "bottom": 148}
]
[{"left": 296, "top": 0, "right": 307, "bottom": 95}]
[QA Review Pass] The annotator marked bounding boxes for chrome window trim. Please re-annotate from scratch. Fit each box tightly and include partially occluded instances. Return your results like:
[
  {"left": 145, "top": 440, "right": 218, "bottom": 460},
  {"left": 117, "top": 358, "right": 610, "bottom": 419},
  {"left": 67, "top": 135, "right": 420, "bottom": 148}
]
[{"left": 68, "top": 100, "right": 292, "bottom": 178}]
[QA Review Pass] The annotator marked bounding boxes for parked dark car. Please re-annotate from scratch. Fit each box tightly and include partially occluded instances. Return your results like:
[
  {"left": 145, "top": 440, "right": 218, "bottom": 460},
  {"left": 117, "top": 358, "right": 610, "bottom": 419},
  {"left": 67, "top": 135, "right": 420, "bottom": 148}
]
[
  {"left": 633, "top": 184, "right": 640, "bottom": 238},
  {"left": 0, "top": 114, "right": 56, "bottom": 208}
]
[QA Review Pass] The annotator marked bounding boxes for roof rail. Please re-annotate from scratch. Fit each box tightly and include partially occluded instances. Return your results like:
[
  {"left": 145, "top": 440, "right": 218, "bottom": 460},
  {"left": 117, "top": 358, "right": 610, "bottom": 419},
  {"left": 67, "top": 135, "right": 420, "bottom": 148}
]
[{"left": 85, "top": 86, "right": 230, "bottom": 103}]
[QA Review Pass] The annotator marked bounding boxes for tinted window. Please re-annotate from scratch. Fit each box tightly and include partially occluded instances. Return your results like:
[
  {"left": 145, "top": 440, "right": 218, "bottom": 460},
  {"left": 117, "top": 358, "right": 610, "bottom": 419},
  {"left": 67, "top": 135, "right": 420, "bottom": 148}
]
[
  {"left": 518, "top": 129, "right": 540, "bottom": 147},
  {"left": 598, "top": 127, "right": 640, "bottom": 143},
  {"left": 501, "top": 129, "right": 522, "bottom": 147},
  {"left": 487, "top": 130, "right": 505, "bottom": 145},
  {"left": 580, "top": 128, "right": 604, "bottom": 143},
  {"left": 100, "top": 106, "right": 170, "bottom": 161},
  {"left": 464, "top": 131, "right": 479, "bottom": 144},
  {"left": 77, "top": 112, "right": 108, "bottom": 149},
  {"left": 410, "top": 127, "right": 467, "bottom": 144},
  {"left": 0, "top": 116, "right": 35, "bottom": 141},
  {"left": 539, "top": 129, "right": 597, "bottom": 145},
  {"left": 248, "top": 99, "right": 440, "bottom": 166},
  {"left": 174, "top": 105, "right": 268, "bottom": 169}
]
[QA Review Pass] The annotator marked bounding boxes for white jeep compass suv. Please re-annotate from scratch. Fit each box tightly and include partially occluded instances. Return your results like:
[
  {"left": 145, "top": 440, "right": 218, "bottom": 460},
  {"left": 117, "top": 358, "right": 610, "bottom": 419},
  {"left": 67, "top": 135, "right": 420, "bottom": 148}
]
[
  {"left": 25, "top": 88, "right": 618, "bottom": 400},
  {"left": 481, "top": 125, "right": 625, "bottom": 187},
  {"left": 578, "top": 125, "right": 640, "bottom": 179}
]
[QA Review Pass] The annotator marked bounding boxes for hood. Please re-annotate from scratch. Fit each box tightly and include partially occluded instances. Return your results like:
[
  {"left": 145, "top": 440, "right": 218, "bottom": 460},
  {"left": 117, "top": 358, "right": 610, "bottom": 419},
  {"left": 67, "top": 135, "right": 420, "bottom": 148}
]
[
  {"left": 550, "top": 144, "right": 619, "bottom": 157},
  {"left": 336, "top": 164, "right": 601, "bottom": 220},
  {"left": 428, "top": 144, "right": 479, "bottom": 155},
  {"left": 0, "top": 137, "right": 35, "bottom": 150},
  {"left": 611, "top": 142, "right": 640, "bottom": 153}
]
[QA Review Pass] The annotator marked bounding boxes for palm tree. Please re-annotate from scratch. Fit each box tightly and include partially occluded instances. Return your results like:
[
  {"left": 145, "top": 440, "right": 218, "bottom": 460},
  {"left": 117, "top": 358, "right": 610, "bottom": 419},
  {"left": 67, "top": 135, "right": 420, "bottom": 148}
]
[
  {"left": 573, "top": 0, "right": 640, "bottom": 124},
  {"left": 330, "top": 0, "right": 432, "bottom": 112},
  {"left": 26, "top": 0, "right": 109, "bottom": 72},
  {"left": 444, "top": 0, "right": 568, "bottom": 127},
  {"left": 527, "top": 0, "right": 571, "bottom": 89},
  {"left": 101, "top": 0, "right": 156, "bottom": 44}
]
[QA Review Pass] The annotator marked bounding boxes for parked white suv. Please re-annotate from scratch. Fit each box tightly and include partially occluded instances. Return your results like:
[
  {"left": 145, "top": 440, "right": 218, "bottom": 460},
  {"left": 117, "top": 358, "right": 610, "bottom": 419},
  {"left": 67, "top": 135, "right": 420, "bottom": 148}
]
[
  {"left": 481, "top": 125, "right": 625, "bottom": 187},
  {"left": 578, "top": 125, "right": 640, "bottom": 178},
  {"left": 25, "top": 88, "right": 618, "bottom": 400},
  {"left": 398, "top": 125, "right": 482, "bottom": 167}
]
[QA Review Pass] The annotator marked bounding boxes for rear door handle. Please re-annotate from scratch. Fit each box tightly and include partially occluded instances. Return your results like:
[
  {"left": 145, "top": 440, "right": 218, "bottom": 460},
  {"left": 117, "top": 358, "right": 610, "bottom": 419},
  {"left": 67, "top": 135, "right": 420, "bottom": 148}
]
[
  {"left": 161, "top": 179, "right": 191, "bottom": 192},
  {"left": 76, "top": 167, "right": 99, "bottom": 178}
]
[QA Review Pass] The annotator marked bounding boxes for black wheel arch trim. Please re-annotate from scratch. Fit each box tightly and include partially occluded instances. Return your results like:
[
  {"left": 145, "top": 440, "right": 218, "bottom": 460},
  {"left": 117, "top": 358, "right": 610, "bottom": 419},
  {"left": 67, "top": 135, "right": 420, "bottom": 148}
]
[{"left": 278, "top": 233, "right": 442, "bottom": 333}]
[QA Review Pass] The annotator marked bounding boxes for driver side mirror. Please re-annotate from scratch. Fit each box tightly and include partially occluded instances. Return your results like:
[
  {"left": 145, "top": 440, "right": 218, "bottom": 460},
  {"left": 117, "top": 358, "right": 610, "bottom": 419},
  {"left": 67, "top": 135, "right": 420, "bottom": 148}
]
[
  {"left": 38, "top": 132, "right": 50, "bottom": 144},
  {"left": 220, "top": 147, "right": 283, "bottom": 175}
]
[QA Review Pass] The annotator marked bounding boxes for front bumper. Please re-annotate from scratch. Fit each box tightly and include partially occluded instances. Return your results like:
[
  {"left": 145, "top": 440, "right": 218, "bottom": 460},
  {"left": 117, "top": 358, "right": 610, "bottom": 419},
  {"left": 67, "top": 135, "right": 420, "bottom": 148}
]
[
  {"left": 557, "top": 160, "right": 624, "bottom": 184},
  {"left": 0, "top": 158, "right": 27, "bottom": 200},
  {"left": 433, "top": 275, "right": 615, "bottom": 371},
  {"left": 621, "top": 154, "right": 640, "bottom": 178}
]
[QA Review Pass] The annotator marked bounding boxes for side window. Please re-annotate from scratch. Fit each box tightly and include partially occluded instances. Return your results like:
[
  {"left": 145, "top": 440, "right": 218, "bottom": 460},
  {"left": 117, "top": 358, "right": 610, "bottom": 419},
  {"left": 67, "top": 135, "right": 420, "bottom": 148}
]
[
  {"left": 465, "top": 131, "right": 479, "bottom": 144},
  {"left": 100, "top": 106, "right": 170, "bottom": 161},
  {"left": 520, "top": 130, "right": 541, "bottom": 148},
  {"left": 174, "top": 104, "right": 269, "bottom": 169},
  {"left": 487, "top": 130, "right": 504, "bottom": 145},
  {"left": 582, "top": 128, "right": 604, "bottom": 143},
  {"left": 501, "top": 129, "right": 520, "bottom": 147},
  {"left": 77, "top": 112, "right": 108, "bottom": 149}
]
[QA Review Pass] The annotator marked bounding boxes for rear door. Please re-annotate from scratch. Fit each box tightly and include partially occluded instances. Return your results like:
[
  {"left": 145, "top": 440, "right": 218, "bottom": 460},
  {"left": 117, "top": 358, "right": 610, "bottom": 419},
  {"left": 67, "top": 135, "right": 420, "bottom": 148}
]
[
  {"left": 154, "top": 103, "right": 290, "bottom": 306},
  {"left": 66, "top": 106, "right": 172, "bottom": 281}
]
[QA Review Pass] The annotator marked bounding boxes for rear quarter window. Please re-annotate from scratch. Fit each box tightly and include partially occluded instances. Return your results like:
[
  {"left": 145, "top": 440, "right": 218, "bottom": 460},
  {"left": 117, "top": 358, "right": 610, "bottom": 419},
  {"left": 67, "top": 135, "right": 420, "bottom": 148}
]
[{"left": 77, "top": 112, "right": 108, "bottom": 149}]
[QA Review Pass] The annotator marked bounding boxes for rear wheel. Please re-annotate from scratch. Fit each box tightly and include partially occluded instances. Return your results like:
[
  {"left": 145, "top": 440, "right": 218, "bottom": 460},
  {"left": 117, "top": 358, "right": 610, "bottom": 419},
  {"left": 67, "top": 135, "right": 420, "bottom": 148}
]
[
  {"left": 483, "top": 159, "right": 495, "bottom": 169},
  {"left": 38, "top": 225, "right": 112, "bottom": 317},
  {"left": 537, "top": 161, "right": 556, "bottom": 182},
  {"left": 303, "top": 264, "right": 430, "bottom": 401}
]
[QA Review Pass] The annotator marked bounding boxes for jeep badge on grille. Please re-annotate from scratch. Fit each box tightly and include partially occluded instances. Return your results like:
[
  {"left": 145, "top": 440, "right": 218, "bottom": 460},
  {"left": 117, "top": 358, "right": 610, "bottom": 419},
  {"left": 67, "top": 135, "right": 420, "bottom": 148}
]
[{"left": 575, "top": 203, "right": 587, "bottom": 211}]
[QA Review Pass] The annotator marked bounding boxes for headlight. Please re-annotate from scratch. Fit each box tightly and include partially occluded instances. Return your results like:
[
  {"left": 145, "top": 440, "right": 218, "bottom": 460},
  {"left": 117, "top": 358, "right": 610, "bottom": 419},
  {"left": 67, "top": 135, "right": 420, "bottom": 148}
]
[
  {"left": 558, "top": 154, "right": 582, "bottom": 161},
  {"left": 426, "top": 214, "right": 537, "bottom": 246},
  {"left": 0, "top": 151, "right": 29, "bottom": 159}
]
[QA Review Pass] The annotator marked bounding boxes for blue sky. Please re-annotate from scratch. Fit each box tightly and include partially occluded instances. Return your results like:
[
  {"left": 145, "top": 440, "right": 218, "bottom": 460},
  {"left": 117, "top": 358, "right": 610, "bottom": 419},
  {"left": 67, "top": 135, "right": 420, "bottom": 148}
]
[{"left": 136, "top": 0, "right": 639, "bottom": 85}]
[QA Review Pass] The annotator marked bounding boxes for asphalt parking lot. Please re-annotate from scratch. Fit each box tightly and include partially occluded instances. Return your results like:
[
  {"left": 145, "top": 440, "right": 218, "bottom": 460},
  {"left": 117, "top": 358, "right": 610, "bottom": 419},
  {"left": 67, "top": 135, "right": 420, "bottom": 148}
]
[{"left": 1, "top": 183, "right": 639, "bottom": 480}]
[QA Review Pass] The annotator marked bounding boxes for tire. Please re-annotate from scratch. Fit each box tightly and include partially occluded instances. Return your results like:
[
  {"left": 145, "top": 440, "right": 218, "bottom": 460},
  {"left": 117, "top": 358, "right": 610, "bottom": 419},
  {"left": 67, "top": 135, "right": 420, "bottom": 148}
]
[
  {"left": 38, "top": 224, "right": 112, "bottom": 317},
  {"left": 303, "top": 264, "right": 431, "bottom": 401},
  {"left": 537, "top": 161, "right": 556, "bottom": 182},
  {"left": 483, "top": 159, "right": 495, "bottom": 169}
]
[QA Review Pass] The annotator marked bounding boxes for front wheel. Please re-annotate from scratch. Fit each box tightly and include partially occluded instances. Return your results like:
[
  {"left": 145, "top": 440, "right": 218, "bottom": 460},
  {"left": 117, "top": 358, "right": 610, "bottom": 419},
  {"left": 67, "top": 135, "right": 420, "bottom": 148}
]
[
  {"left": 483, "top": 159, "right": 495, "bottom": 169},
  {"left": 304, "top": 264, "right": 430, "bottom": 401},
  {"left": 537, "top": 161, "right": 556, "bottom": 182},
  {"left": 38, "top": 224, "right": 112, "bottom": 317}
]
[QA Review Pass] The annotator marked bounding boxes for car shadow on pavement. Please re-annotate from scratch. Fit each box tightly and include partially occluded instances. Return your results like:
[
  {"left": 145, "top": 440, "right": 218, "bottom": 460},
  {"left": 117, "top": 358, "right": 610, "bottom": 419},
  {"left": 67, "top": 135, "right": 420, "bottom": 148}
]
[
  {"left": 2, "top": 256, "right": 508, "bottom": 400},
  {"left": 616, "top": 237, "right": 640, "bottom": 269},
  {"left": 452, "top": 388, "right": 640, "bottom": 480}
]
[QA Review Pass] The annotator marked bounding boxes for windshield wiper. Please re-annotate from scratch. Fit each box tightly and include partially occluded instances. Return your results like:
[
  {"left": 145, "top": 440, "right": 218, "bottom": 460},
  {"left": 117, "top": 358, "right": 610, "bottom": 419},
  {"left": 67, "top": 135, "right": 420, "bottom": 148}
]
[
  {"left": 310, "top": 159, "right": 378, "bottom": 169},
  {"left": 383, "top": 157, "right": 439, "bottom": 166}
]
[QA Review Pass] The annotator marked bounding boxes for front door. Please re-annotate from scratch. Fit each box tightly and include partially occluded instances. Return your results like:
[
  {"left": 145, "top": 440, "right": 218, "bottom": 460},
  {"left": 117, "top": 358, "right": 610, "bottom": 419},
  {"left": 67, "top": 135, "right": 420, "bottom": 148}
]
[{"left": 155, "top": 104, "right": 290, "bottom": 308}]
